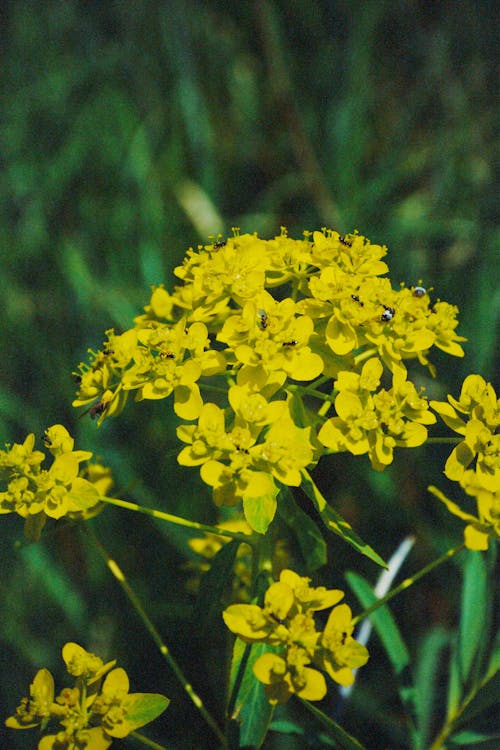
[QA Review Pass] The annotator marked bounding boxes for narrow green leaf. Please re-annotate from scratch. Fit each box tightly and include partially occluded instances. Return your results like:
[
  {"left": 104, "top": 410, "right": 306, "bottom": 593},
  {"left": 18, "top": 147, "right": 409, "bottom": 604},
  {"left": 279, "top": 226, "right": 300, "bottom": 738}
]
[
  {"left": 458, "top": 551, "right": 488, "bottom": 685},
  {"left": 346, "top": 572, "right": 411, "bottom": 676},
  {"left": 193, "top": 539, "right": 240, "bottom": 625},
  {"left": 243, "top": 493, "right": 277, "bottom": 534},
  {"left": 301, "top": 471, "right": 386, "bottom": 568},
  {"left": 414, "top": 626, "right": 451, "bottom": 748},
  {"left": 453, "top": 667, "right": 500, "bottom": 729},
  {"left": 278, "top": 488, "right": 327, "bottom": 570},
  {"left": 228, "top": 638, "right": 275, "bottom": 749},
  {"left": 449, "top": 730, "right": 500, "bottom": 748},
  {"left": 346, "top": 570, "right": 417, "bottom": 737},
  {"left": 447, "top": 636, "right": 463, "bottom": 718}
]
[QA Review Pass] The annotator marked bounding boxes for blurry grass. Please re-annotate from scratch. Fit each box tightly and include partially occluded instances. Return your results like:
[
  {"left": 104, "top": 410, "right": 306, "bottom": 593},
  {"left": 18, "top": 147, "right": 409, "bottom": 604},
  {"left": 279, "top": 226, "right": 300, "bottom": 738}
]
[{"left": 0, "top": 1, "right": 497, "bottom": 748}]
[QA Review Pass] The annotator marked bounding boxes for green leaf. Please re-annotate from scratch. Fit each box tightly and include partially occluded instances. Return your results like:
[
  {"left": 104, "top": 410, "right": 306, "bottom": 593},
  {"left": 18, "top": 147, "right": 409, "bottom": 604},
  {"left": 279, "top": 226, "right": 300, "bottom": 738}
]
[
  {"left": 346, "top": 572, "right": 411, "bottom": 675},
  {"left": 449, "top": 730, "right": 500, "bottom": 748},
  {"left": 109, "top": 693, "right": 169, "bottom": 737},
  {"left": 193, "top": 539, "right": 240, "bottom": 625},
  {"left": 457, "top": 551, "right": 489, "bottom": 685},
  {"left": 227, "top": 638, "right": 275, "bottom": 749},
  {"left": 346, "top": 571, "right": 417, "bottom": 736},
  {"left": 414, "top": 626, "right": 451, "bottom": 748},
  {"left": 278, "top": 488, "right": 327, "bottom": 570},
  {"left": 453, "top": 666, "right": 500, "bottom": 729},
  {"left": 243, "top": 492, "right": 277, "bottom": 534},
  {"left": 300, "top": 471, "right": 386, "bottom": 568}
]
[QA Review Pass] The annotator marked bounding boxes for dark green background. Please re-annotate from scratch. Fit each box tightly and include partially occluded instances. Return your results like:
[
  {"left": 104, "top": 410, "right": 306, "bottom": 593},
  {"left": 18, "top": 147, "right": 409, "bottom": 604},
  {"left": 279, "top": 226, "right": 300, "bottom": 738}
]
[{"left": 1, "top": 2, "right": 497, "bottom": 748}]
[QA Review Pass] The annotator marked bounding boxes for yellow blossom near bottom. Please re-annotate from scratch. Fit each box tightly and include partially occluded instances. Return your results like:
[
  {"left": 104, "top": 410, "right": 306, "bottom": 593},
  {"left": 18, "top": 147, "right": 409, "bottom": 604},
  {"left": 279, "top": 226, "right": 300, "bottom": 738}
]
[
  {"left": 5, "top": 643, "right": 169, "bottom": 750},
  {"left": 223, "top": 569, "right": 369, "bottom": 704}
]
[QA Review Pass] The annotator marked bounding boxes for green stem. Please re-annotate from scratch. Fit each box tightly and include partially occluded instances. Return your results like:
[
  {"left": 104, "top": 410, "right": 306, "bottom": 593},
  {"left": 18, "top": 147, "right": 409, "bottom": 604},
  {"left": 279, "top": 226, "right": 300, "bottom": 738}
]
[
  {"left": 427, "top": 671, "right": 493, "bottom": 750},
  {"left": 287, "top": 384, "right": 334, "bottom": 402},
  {"left": 352, "top": 543, "right": 465, "bottom": 626},
  {"left": 354, "top": 348, "right": 378, "bottom": 365},
  {"left": 300, "top": 699, "right": 369, "bottom": 749},
  {"left": 83, "top": 525, "right": 227, "bottom": 748},
  {"left": 130, "top": 730, "right": 167, "bottom": 750},
  {"left": 98, "top": 495, "right": 255, "bottom": 545}
]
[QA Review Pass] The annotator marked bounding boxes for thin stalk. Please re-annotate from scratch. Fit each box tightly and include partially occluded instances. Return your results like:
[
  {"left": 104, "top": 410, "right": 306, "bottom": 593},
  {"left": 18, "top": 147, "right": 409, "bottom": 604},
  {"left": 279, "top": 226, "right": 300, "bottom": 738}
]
[
  {"left": 98, "top": 495, "right": 255, "bottom": 545},
  {"left": 354, "top": 348, "right": 378, "bottom": 365},
  {"left": 287, "top": 384, "right": 334, "bottom": 402},
  {"left": 130, "top": 731, "right": 167, "bottom": 750},
  {"left": 427, "top": 670, "right": 494, "bottom": 750},
  {"left": 83, "top": 526, "right": 227, "bottom": 748},
  {"left": 300, "top": 698, "right": 369, "bottom": 750},
  {"left": 352, "top": 543, "right": 465, "bottom": 626}
]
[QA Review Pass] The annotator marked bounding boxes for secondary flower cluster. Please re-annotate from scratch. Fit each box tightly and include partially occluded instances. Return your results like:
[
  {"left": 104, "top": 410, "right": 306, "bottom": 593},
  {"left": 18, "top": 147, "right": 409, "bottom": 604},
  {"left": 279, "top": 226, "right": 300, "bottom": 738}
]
[
  {"left": 72, "top": 229, "right": 465, "bottom": 529},
  {"left": 223, "top": 569, "right": 368, "bottom": 704},
  {"left": 0, "top": 425, "right": 111, "bottom": 539},
  {"left": 5, "top": 642, "right": 169, "bottom": 750},
  {"left": 429, "top": 375, "right": 499, "bottom": 550}
]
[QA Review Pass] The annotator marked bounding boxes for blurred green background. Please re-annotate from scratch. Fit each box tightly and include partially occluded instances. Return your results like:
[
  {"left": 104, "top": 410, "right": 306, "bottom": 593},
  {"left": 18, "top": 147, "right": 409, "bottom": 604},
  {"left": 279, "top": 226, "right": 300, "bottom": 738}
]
[{"left": 1, "top": 1, "right": 497, "bottom": 748}]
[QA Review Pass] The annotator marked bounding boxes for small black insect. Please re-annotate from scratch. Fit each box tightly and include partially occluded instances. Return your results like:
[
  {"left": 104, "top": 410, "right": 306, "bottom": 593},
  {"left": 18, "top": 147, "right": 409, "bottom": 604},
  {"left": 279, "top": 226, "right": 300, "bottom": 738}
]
[
  {"left": 351, "top": 294, "right": 364, "bottom": 306},
  {"left": 282, "top": 340, "right": 298, "bottom": 347},
  {"left": 212, "top": 239, "right": 226, "bottom": 249},
  {"left": 102, "top": 348, "right": 115, "bottom": 356},
  {"left": 80, "top": 401, "right": 108, "bottom": 420},
  {"left": 159, "top": 351, "right": 176, "bottom": 360},
  {"left": 257, "top": 309, "right": 268, "bottom": 330},
  {"left": 339, "top": 234, "right": 352, "bottom": 247},
  {"left": 380, "top": 306, "right": 396, "bottom": 322},
  {"left": 413, "top": 286, "right": 426, "bottom": 298}
]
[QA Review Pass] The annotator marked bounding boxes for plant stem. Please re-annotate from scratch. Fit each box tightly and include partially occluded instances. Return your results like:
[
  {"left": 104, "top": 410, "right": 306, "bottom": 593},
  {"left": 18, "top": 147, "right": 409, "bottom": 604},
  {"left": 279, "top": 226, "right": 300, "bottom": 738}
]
[
  {"left": 301, "top": 698, "right": 369, "bottom": 749},
  {"left": 130, "top": 730, "right": 167, "bottom": 750},
  {"left": 98, "top": 495, "right": 255, "bottom": 545},
  {"left": 352, "top": 543, "right": 465, "bottom": 626},
  {"left": 83, "top": 525, "right": 227, "bottom": 748}
]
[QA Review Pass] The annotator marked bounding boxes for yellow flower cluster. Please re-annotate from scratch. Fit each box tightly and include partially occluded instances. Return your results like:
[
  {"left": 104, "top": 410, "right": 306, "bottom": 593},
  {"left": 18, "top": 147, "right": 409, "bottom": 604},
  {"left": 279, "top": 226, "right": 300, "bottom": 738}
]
[
  {"left": 5, "top": 643, "right": 169, "bottom": 750},
  {"left": 0, "top": 425, "right": 112, "bottom": 539},
  {"left": 429, "top": 375, "right": 499, "bottom": 550},
  {"left": 72, "top": 229, "right": 465, "bottom": 529},
  {"left": 223, "top": 569, "right": 368, "bottom": 704}
]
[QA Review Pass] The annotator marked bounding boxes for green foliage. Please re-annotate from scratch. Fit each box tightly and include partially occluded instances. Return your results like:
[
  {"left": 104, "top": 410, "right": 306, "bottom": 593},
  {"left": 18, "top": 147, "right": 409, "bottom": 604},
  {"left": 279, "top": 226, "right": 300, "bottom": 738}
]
[{"left": 1, "top": 1, "right": 497, "bottom": 749}]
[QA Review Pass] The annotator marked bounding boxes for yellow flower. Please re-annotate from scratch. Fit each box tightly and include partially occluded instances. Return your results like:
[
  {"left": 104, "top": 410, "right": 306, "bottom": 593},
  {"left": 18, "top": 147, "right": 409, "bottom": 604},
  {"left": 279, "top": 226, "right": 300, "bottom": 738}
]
[
  {"left": 252, "top": 411, "right": 316, "bottom": 486},
  {"left": 223, "top": 569, "right": 365, "bottom": 704},
  {"left": 429, "top": 482, "right": 499, "bottom": 551},
  {"left": 317, "top": 604, "right": 369, "bottom": 687},
  {"left": 432, "top": 376, "right": 499, "bottom": 491},
  {"left": 5, "top": 668, "right": 56, "bottom": 729},
  {"left": 0, "top": 428, "right": 112, "bottom": 536},
  {"left": 253, "top": 649, "right": 327, "bottom": 704},
  {"left": 6, "top": 643, "right": 169, "bottom": 749},
  {"left": 318, "top": 358, "right": 434, "bottom": 470}
]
